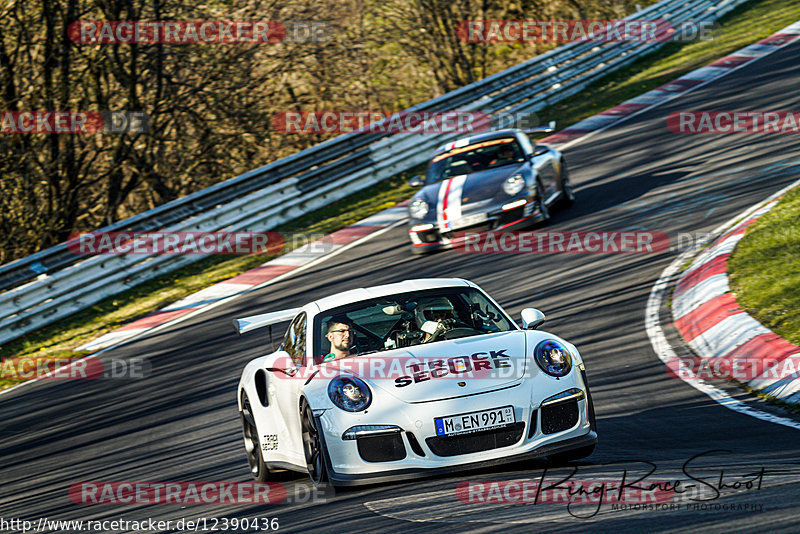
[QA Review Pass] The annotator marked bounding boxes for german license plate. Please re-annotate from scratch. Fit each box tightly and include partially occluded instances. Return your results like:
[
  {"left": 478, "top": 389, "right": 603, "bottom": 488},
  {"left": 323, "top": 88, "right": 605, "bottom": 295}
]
[
  {"left": 449, "top": 212, "right": 488, "bottom": 230},
  {"left": 435, "top": 406, "right": 515, "bottom": 436}
]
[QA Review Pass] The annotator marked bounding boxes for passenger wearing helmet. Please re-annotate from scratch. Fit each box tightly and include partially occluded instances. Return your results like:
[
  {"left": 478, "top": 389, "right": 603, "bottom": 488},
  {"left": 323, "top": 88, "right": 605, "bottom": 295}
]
[{"left": 416, "top": 297, "right": 456, "bottom": 342}]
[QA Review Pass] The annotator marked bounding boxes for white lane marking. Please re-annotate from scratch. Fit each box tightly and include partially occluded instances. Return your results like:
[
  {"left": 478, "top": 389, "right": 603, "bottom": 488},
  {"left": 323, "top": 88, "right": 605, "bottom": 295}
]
[
  {"left": 77, "top": 329, "right": 149, "bottom": 352},
  {"left": 161, "top": 282, "right": 253, "bottom": 311},
  {"left": 0, "top": 219, "right": 407, "bottom": 400},
  {"left": 270, "top": 243, "right": 345, "bottom": 266},
  {"left": 645, "top": 178, "right": 800, "bottom": 431}
]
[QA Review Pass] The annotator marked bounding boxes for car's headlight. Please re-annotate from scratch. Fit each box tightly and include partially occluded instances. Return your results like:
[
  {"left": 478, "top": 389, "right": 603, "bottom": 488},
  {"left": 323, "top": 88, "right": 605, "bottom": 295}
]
[
  {"left": 534, "top": 340, "right": 573, "bottom": 377},
  {"left": 503, "top": 174, "right": 525, "bottom": 196},
  {"left": 328, "top": 376, "right": 372, "bottom": 412},
  {"left": 409, "top": 198, "right": 429, "bottom": 219}
]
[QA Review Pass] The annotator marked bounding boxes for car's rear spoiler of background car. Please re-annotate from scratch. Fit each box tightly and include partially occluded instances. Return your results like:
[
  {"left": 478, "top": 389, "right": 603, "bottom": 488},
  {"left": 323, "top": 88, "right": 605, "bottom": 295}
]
[
  {"left": 233, "top": 308, "right": 302, "bottom": 335},
  {"left": 524, "top": 120, "right": 556, "bottom": 136}
]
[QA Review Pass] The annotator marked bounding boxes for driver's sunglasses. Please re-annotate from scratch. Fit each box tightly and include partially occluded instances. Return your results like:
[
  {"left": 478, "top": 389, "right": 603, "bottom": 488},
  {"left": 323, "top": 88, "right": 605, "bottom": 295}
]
[{"left": 330, "top": 328, "right": 352, "bottom": 336}]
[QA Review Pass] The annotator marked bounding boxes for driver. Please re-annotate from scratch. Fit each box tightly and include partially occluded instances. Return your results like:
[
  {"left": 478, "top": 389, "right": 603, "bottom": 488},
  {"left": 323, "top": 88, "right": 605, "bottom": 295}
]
[
  {"left": 490, "top": 143, "right": 516, "bottom": 165},
  {"left": 416, "top": 297, "right": 456, "bottom": 341},
  {"left": 323, "top": 317, "right": 354, "bottom": 362}
]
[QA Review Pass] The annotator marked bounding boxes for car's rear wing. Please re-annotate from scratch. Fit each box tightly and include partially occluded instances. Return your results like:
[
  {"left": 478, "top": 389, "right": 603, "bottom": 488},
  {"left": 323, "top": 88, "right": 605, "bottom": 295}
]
[
  {"left": 524, "top": 120, "right": 556, "bottom": 136},
  {"left": 233, "top": 308, "right": 302, "bottom": 334}
]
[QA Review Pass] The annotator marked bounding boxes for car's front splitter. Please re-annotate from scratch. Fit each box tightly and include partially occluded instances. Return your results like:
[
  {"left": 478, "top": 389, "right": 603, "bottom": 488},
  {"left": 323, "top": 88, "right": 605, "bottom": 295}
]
[{"left": 318, "top": 429, "right": 598, "bottom": 487}]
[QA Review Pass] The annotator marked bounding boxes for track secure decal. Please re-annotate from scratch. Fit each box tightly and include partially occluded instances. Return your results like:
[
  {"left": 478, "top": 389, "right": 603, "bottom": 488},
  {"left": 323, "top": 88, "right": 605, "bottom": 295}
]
[
  {"left": 261, "top": 435, "right": 279, "bottom": 451},
  {"left": 394, "top": 350, "right": 512, "bottom": 387}
]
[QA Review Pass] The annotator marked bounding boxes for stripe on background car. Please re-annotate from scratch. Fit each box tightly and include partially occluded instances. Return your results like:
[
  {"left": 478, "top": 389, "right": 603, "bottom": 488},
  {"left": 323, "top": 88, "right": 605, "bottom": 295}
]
[{"left": 436, "top": 175, "right": 466, "bottom": 231}]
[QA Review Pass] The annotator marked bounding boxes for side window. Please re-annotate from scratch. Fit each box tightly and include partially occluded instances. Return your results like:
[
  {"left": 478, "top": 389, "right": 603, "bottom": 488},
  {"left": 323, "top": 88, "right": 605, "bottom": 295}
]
[
  {"left": 282, "top": 313, "right": 307, "bottom": 366},
  {"left": 517, "top": 132, "right": 534, "bottom": 155}
]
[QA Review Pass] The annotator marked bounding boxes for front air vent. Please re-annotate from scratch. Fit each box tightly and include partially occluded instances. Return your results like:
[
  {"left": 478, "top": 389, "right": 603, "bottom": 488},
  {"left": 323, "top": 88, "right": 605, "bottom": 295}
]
[{"left": 541, "top": 400, "right": 579, "bottom": 434}]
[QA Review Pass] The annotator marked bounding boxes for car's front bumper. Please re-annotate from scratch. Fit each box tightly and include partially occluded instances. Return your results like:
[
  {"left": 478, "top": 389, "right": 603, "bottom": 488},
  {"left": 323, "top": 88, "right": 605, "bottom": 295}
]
[
  {"left": 315, "top": 372, "right": 595, "bottom": 486},
  {"left": 408, "top": 201, "right": 545, "bottom": 253}
]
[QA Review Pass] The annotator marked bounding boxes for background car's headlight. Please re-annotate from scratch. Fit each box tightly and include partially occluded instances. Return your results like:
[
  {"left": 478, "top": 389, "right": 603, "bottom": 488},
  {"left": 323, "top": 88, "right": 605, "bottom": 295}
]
[
  {"left": 503, "top": 174, "right": 525, "bottom": 196},
  {"left": 409, "top": 198, "right": 429, "bottom": 219},
  {"left": 534, "top": 340, "right": 573, "bottom": 377},
  {"left": 328, "top": 376, "right": 372, "bottom": 412}
]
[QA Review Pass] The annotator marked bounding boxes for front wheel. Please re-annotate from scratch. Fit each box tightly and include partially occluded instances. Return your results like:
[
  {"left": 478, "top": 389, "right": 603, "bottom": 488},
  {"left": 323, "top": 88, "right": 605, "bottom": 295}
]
[
  {"left": 558, "top": 159, "right": 575, "bottom": 208},
  {"left": 241, "top": 392, "right": 272, "bottom": 482},
  {"left": 535, "top": 180, "right": 551, "bottom": 224},
  {"left": 302, "top": 403, "right": 328, "bottom": 487}
]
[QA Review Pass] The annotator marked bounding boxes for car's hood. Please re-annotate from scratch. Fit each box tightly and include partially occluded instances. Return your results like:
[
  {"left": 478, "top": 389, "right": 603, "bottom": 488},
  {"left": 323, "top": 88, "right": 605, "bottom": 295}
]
[
  {"left": 342, "top": 330, "right": 529, "bottom": 404},
  {"left": 416, "top": 164, "right": 525, "bottom": 221}
]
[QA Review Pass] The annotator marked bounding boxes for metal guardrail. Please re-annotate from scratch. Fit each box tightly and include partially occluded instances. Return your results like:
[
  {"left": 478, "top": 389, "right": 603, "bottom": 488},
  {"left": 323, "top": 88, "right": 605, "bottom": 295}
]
[{"left": 0, "top": 0, "right": 751, "bottom": 346}]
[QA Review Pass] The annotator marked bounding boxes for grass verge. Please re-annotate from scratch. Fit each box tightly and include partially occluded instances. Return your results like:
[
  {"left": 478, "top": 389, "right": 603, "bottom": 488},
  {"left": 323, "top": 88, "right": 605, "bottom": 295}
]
[
  {"left": 728, "top": 186, "right": 800, "bottom": 346},
  {"left": 3, "top": 0, "right": 800, "bottom": 390}
]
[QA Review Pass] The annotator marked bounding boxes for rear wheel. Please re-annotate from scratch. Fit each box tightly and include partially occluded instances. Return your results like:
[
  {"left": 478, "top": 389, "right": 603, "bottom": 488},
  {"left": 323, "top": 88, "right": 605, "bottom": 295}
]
[
  {"left": 240, "top": 392, "right": 272, "bottom": 482},
  {"left": 302, "top": 403, "right": 328, "bottom": 487}
]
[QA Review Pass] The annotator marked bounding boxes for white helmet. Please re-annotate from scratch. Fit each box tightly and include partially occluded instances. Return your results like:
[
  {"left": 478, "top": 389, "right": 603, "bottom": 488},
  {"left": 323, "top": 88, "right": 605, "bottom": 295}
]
[{"left": 415, "top": 296, "right": 455, "bottom": 329}]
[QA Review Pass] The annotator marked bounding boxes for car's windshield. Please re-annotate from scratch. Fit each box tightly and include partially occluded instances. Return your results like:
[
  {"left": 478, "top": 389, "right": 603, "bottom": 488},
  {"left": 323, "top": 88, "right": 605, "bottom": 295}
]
[
  {"left": 314, "top": 287, "right": 515, "bottom": 363},
  {"left": 425, "top": 137, "right": 524, "bottom": 184}
]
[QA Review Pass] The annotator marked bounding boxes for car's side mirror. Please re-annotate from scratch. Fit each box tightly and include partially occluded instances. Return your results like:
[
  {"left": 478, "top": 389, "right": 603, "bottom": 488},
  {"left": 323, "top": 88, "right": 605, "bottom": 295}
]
[
  {"left": 531, "top": 145, "right": 548, "bottom": 157},
  {"left": 408, "top": 175, "right": 424, "bottom": 187},
  {"left": 521, "top": 308, "right": 546, "bottom": 329}
]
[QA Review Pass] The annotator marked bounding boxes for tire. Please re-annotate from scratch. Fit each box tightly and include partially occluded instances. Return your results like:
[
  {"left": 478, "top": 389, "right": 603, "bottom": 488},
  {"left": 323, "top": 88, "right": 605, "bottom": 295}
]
[
  {"left": 535, "top": 179, "right": 551, "bottom": 223},
  {"left": 549, "top": 443, "right": 596, "bottom": 464},
  {"left": 558, "top": 159, "right": 575, "bottom": 208},
  {"left": 240, "top": 392, "right": 272, "bottom": 482},
  {"left": 301, "top": 403, "right": 328, "bottom": 487}
]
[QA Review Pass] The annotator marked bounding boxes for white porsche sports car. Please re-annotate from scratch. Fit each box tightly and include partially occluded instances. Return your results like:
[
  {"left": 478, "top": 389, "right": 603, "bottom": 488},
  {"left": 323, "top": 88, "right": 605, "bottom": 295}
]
[{"left": 235, "top": 278, "right": 597, "bottom": 487}]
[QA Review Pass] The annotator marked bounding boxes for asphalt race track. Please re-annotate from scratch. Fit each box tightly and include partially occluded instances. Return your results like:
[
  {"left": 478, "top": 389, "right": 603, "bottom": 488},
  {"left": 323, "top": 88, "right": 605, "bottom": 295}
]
[{"left": 2, "top": 41, "right": 800, "bottom": 534}]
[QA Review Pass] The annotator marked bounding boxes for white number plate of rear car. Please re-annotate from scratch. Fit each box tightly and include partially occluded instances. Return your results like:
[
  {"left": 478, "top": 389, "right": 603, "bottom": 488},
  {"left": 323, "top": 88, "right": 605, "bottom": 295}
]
[
  {"left": 449, "top": 212, "right": 488, "bottom": 230},
  {"left": 435, "top": 406, "right": 515, "bottom": 436}
]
